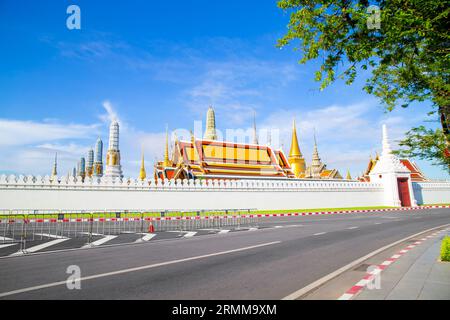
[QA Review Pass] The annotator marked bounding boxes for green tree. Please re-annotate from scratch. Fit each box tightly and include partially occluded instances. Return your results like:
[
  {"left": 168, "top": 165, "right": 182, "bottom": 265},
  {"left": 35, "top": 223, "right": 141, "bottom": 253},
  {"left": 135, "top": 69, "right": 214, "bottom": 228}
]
[{"left": 277, "top": 0, "right": 449, "bottom": 172}]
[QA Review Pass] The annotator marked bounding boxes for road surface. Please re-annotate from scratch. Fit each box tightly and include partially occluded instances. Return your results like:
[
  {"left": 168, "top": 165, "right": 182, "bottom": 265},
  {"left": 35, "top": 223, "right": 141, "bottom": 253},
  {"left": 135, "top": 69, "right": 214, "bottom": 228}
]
[{"left": 0, "top": 208, "right": 448, "bottom": 299}]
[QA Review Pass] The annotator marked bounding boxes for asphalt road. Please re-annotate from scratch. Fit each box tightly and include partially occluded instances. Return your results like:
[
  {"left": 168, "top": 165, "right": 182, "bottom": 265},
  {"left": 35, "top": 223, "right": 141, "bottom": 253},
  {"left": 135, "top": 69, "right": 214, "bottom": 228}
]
[{"left": 0, "top": 208, "right": 449, "bottom": 299}]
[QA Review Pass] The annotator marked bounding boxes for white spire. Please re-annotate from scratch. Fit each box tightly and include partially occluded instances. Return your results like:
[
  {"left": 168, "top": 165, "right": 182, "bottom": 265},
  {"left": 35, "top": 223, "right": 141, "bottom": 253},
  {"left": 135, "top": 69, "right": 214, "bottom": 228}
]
[
  {"left": 252, "top": 111, "right": 258, "bottom": 145},
  {"left": 204, "top": 106, "right": 217, "bottom": 140},
  {"left": 105, "top": 120, "right": 123, "bottom": 179},
  {"left": 371, "top": 124, "right": 409, "bottom": 174},
  {"left": 108, "top": 120, "right": 120, "bottom": 151},
  {"left": 382, "top": 124, "right": 392, "bottom": 156}
]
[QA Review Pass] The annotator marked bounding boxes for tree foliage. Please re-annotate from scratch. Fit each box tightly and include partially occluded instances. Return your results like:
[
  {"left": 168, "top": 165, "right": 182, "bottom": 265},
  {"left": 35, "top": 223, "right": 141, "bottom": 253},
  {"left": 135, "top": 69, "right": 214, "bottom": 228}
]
[
  {"left": 393, "top": 126, "right": 450, "bottom": 172},
  {"left": 277, "top": 0, "right": 450, "bottom": 171}
]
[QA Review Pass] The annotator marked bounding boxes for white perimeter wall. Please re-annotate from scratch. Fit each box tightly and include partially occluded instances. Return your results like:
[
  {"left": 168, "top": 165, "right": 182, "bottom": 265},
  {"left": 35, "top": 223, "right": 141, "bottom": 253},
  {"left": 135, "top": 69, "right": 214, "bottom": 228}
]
[
  {"left": 413, "top": 182, "right": 450, "bottom": 205},
  {"left": 1, "top": 175, "right": 449, "bottom": 211},
  {"left": 0, "top": 175, "right": 385, "bottom": 211}
]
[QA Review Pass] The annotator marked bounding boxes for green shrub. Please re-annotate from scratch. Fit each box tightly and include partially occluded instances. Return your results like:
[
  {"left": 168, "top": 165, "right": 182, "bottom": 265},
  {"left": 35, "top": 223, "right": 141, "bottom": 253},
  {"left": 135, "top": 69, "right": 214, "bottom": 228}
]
[{"left": 441, "top": 236, "right": 450, "bottom": 262}]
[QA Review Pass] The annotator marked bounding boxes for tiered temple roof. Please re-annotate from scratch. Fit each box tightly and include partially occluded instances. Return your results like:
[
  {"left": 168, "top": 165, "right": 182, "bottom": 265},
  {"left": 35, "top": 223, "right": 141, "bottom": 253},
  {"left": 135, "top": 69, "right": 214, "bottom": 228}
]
[{"left": 154, "top": 137, "right": 295, "bottom": 180}]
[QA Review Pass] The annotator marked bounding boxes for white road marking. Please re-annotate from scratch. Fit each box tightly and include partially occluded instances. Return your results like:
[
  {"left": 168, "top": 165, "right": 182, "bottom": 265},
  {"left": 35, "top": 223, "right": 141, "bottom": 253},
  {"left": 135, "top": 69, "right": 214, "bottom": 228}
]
[
  {"left": 374, "top": 223, "right": 382, "bottom": 225},
  {"left": 80, "top": 232, "right": 104, "bottom": 236},
  {"left": 82, "top": 235, "right": 117, "bottom": 248},
  {"left": 0, "top": 241, "right": 281, "bottom": 298},
  {"left": 337, "top": 293, "right": 353, "bottom": 300},
  {"left": 0, "top": 236, "right": 15, "bottom": 241},
  {"left": 33, "top": 233, "right": 67, "bottom": 239},
  {"left": 10, "top": 238, "right": 69, "bottom": 256},
  {"left": 184, "top": 232, "right": 197, "bottom": 238},
  {"left": 167, "top": 231, "right": 197, "bottom": 238},
  {"left": 282, "top": 223, "right": 450, "bottom": 300},
  {"left": 0, "top": 243, "right": 17, "bottom": 249},
  {"left": 313, "top": 232, "right": 326, "bottom": 236},
  {"left": 218, "top": 230, "right": 230, "bottom": 234},
  {"left": 248, "top": 228, "right": 258, "bottom": 231},
  {"left": 135, "top": 233, "right": 156, "bottom": 242},
  {"left": 347, "top": 227, "right": 358, "bottom": 230}
]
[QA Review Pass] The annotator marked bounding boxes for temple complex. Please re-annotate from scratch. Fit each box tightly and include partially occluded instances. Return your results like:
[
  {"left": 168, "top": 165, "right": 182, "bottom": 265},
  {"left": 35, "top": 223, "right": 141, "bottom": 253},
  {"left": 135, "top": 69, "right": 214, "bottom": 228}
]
[
  {"left": 48, "top": 106, "right": 344, "bottom": 181},
  {"left": 154, "top": 106, "right": 342, "bottom": 180}
]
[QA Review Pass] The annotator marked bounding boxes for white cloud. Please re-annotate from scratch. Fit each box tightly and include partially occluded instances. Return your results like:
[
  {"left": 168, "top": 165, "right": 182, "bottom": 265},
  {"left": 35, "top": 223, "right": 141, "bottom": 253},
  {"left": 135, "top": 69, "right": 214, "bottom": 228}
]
[
  {"left": 99, "top": 100, "right": 120, "bottom": 124},
  {"left": 183, "top": 59, "right": 300, "bottom": 125},
  {"left": 0, "top": 119, "right": 99, "bottom": 147}
]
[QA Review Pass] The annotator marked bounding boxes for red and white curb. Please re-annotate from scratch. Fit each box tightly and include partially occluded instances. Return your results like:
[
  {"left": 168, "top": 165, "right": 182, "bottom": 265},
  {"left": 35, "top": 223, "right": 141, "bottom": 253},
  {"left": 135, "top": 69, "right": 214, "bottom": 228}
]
[
  {"left": 1, "top": 205, "right": 449, "bottom": 224},
  {"left": 338, "top": 227, "right": 450, "bottom": 300}
]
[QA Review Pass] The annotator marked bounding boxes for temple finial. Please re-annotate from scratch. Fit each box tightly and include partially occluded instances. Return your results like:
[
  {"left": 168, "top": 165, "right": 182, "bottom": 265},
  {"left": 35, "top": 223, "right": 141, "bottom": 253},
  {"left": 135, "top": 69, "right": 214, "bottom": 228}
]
[
  {"left": 346, "top": 169, "right": 352, "bottom": 180},
  {"left": 139, "top": 147, "right": 146, "bottom": 181},
  {"left": 288, "top": 118, "right": 306, "bottom": 177},
  {"left": 289, "top": 119, "right": 302, "bottom": 157},
  {"left": 313, "top": 127, "right": 317, "bottom": 147},
  {"left": 163, "top": 124, "right": 170, "bottom": 167},
  {"left": 252, "top": 111, "right": 258, "bottom": 144},
  {"left": 51, "top": 152, "right": 58, "bottom": 180}
]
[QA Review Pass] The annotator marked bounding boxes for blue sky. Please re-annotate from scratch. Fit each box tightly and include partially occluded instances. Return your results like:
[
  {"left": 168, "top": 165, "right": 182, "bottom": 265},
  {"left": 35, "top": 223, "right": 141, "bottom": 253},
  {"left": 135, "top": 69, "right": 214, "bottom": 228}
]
[{"left": 0, "top": 0, "right": 448, "bottom": 180}]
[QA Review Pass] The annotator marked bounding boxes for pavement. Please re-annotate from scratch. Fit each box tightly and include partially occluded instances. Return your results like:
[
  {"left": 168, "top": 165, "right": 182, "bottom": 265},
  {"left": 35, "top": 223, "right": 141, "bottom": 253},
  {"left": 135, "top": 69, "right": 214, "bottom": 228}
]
[
  {"left": 0, "top": 208, "right": 448, "bottom": 299},
  {"left": 355, "top": 228, "right": 450, "bottom": 300}
]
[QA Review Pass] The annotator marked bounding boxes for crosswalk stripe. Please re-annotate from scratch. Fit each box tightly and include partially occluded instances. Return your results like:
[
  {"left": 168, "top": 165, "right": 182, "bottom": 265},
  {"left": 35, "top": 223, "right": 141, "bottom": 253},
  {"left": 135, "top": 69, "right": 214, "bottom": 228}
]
[
  {"left": 0, "top": 236, "right": 15, "bottom": 241},
  {"left": 184, "top": 232, "right": 197, "bottom": 238},
  {"left": 136, "top": 233, "right": 156, "bottom": 242},
  {"left": 10, "top": 238, "right": 69, "bottom": 256},
  {"left": 0, "top": 243, "right": 17, "bottom": 249},
  {"left": 82, "top": 235, "right": 117, "bottom": 248},
  {"left": 34, "top": 233, "right": 67, "bottom": 239}
]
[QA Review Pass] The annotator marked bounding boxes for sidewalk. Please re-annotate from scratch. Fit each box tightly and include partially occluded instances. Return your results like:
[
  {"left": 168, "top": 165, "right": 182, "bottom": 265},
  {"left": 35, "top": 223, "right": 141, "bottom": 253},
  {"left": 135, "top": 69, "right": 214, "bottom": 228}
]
[{"left": 356, "top": 230, "right": 450, "bottom": 300}]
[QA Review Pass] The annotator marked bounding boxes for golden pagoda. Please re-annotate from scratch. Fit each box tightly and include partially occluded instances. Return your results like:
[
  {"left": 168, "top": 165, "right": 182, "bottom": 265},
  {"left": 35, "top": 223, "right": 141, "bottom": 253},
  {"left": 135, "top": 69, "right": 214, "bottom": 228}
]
[
  {"left": 139, "top": 149, "right": 146, "bottom": 181},
  {"left": 288, "top": 119, "right": 306, "bottom": 177}
]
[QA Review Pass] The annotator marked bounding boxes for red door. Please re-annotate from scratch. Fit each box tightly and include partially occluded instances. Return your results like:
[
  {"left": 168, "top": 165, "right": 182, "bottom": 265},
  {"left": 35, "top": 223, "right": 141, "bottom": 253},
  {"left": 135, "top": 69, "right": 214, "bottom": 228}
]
[{"left": 397, "top": 178, "right": 411, "bottom": 207}]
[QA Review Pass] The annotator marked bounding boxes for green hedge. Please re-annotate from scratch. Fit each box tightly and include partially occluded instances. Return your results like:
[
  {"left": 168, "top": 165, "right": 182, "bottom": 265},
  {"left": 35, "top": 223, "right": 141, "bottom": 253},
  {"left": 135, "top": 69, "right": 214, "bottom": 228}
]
[{"left": 441, "top": 236, "right": 450, "bottom": 262}]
